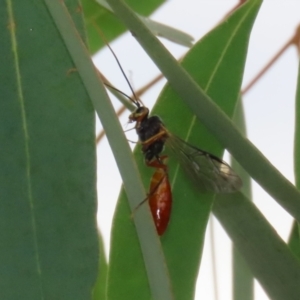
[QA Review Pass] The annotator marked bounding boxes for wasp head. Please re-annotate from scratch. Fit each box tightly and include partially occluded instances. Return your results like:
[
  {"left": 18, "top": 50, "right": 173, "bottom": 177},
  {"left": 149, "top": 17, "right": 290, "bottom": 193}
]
[{"left": 129, "top": 106, "right": 149, "bottom": 123}]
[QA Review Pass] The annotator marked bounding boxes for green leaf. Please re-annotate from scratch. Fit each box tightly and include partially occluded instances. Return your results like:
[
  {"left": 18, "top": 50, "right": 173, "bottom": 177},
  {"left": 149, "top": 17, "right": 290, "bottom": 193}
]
[
  {"left": 231, "top": 100, "right": 253, "bottom": 300},
  {"left": 108, "top": 0, "right": 300, "bottom": 224},
  {"left": 287, "top": 36, "right": 300, "bottom": 265},
  {"left": 0, "top": 1, "right": 98, "bottom": 299},
  {"left": 294, "top": 15, "right": 300, "bottom": 190},
  {"left": 107, "top": 1, "right": 261, "bottom": 299},
  {"left": 213, "top": 194, "right": 300, "bottom": 300},
  {"left": 93, "top": 231, "right": 108, "bottom": 300},
  {"left": 232, "top": 248, "right": 254, "bottom": 300},
  {"left": 214, "top": 45, "right": 300, "bottom": 300},
  {"left": 45, "top": 1, "right": 172, "bottom": 300},
  {"left": 82, "top": 0, "right": 165, "bottom": 53},
  {"left": 95, "top": 0, "right": 194, "bottom": 47},
  {"left": 288, "top": 221, "right": 300, "bottom": 261},
  {"left": 139, "top": 16, "right": 194, "bottom": 47}
]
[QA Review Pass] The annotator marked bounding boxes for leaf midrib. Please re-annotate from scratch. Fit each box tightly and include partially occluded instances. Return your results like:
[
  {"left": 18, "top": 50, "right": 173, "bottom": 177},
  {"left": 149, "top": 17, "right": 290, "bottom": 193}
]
[{"left": 6, "top": 1, "right": 44, "bottom": 298}]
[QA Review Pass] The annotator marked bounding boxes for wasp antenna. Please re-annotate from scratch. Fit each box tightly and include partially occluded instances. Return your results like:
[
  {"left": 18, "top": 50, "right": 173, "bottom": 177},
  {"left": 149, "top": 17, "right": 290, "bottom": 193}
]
[
  {"left": 105, "top": 41, "right": 140, "bottom": 105},
  {"left": 93, "top": 23, "right": 141, "bottom": 107},
  {"left": 104, "top": 83, "right": 138, "bottom": 106}
]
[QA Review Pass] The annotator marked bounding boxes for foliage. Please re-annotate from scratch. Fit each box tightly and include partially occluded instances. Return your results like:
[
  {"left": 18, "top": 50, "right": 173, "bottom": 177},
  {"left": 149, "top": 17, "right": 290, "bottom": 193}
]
[{"left": 2, "top": 1, "right": 300, "bottom": 300}]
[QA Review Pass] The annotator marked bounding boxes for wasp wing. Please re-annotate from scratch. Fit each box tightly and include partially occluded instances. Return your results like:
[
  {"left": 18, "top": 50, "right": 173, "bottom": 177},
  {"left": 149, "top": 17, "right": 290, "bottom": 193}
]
[{"left": 165, "top": 134, "right": 242, "bottom": 193}]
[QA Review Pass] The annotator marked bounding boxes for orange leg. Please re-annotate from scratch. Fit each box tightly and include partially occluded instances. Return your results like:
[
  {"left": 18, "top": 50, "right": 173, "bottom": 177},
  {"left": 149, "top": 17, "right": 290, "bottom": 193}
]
[{"left": 141, "top": 127, "right": 169, "bottom": 148}]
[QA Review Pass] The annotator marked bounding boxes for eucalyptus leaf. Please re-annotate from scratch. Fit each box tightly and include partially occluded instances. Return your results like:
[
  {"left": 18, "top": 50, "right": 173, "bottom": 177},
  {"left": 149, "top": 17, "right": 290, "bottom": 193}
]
[
  {"left": 95, "top": 0, "right": 194, "bottom": 47},
  {"left": 106, "top": 1, "right": 262, "bottom": 299},
  {"left": 0, "top": 1, "right": 98, "bottom": 299}
]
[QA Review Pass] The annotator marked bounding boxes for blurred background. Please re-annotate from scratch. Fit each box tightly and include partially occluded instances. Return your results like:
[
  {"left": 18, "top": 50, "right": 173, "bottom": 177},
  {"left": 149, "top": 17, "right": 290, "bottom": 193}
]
[{"left": 92, "top": 1, "right": 300, "bottom": 299}]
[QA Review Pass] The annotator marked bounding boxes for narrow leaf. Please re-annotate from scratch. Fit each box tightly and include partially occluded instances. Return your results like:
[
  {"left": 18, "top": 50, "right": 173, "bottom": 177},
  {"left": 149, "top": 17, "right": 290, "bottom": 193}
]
[
  {"left": 95, "top": 0, "right": 194, "bottom": 47},
  {"left": 287, "top": 38, "right": 300, "bottom": 262},
  {"left": 82, "top": 0, "right": 166, "bottom": 53},
  {"left": 213, "top": 194, "right": 300, "bottom": 300},
  {"left": 107, "top": 0, "right": 300, "bottom": 224},
  {"left": 288, "top": 221, "right": 300, "bottom": 261},
  {"left": 107, "top": 1, "right": 262, "bottom": 299},
  {"left": 45, "top": 1, "right": 173, "bottom": 300},
  {"left": 231, "top": 100, "right": 253, "bottom": 300},
  {"left": 0, "top": 1, "right": 98, "bottom": 299},
  {"left": 93, "top": 232, "right": 108, "bottom": 300}
]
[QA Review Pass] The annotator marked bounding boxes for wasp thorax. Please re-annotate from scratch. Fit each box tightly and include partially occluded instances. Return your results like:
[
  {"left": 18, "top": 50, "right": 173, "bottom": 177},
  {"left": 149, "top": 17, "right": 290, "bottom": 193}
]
[{"left": 129, "top": 106, "right": 149, "bottom": 122}]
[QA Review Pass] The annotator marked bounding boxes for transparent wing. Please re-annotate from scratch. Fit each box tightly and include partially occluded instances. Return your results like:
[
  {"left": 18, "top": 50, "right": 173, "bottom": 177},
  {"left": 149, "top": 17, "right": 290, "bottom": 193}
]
[{"left": 165, "top": 134, "right": 242, "bottom": 193}]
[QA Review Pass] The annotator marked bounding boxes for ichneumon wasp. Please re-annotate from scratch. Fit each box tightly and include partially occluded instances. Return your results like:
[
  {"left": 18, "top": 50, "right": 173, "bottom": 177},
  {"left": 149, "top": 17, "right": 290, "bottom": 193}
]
[{"left": 103, "top": 41, "right": 242, "bottom": 235}]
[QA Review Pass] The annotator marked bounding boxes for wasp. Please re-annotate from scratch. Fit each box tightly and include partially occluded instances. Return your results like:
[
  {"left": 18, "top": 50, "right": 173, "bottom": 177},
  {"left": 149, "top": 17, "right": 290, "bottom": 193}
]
[
  {"left": 128, "top": 100, "right": 242, "bottom": 194},
  {"left": 127, "top": 92, "right": 242, "bottom": 235},
  {"left": 104, "top": 42, "right": 242, "bottom": 235}
]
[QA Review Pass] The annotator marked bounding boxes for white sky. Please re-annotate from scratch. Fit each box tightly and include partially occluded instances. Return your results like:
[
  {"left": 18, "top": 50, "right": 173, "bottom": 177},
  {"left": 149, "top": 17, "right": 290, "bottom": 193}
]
[{"left": 93, "top": 1, "right": 300, "bottom": 299}]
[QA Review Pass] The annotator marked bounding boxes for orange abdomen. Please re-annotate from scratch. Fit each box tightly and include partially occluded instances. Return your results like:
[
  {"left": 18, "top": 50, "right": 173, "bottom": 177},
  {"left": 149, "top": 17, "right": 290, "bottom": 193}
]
[{"left": 149, "top": 167, "right": 172, "bottom": 236}]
